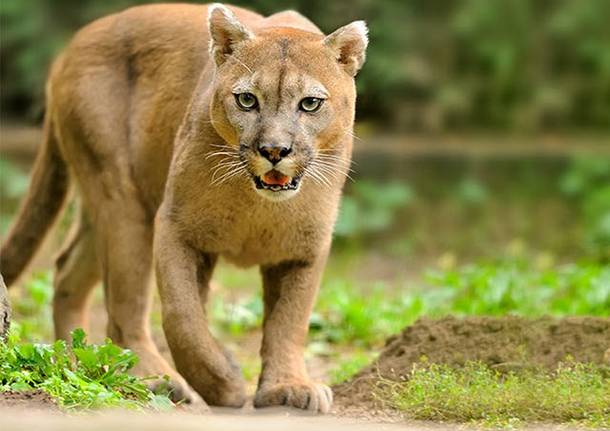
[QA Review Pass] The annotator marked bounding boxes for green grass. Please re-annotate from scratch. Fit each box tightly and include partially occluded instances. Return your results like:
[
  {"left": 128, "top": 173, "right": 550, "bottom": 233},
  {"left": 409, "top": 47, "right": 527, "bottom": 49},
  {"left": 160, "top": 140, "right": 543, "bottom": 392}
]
[
  {"left": 210, "top": 294, "right": 263, "bottom": 337},
  {"left": 10, "top": 271, "right": 54, "bottom": 342},
  {"left": 311, "top": 260, "right": 609, "bottom": 347},
  {"left": 424, "top": 260, "right": 610, "bottom": 316},
  {"left": 0, "top": 328, "right": 173, "bottom": 411},
  {"left": 7, "top": 259, "right": 609, "bottom": 419},
  {"left": 328, "top": 350, "right": 377, "bottom": 385},
  {"left": 10, "top": 260, "right": 610, "bottom": 349},
  {"left": 385, "top": 361, "right": 610, "bottom": 428}
]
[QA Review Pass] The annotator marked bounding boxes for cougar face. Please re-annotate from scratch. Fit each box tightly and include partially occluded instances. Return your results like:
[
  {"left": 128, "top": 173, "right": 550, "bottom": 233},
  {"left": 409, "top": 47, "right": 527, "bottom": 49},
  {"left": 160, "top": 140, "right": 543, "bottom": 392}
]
[{"left": 208, "top": 16, "right": 367, "bottom": 202}]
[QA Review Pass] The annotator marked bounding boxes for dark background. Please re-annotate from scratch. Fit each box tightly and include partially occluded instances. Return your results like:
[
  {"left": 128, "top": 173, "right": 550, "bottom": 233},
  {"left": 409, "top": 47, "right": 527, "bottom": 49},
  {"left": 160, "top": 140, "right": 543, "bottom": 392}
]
[{"left": 2, "top": 0, "right": 609, "bottom": 130}]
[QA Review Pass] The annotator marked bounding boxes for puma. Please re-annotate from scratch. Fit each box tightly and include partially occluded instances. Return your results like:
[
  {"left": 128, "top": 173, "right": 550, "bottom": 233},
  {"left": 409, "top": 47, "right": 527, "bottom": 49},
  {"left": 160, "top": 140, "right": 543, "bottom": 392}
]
[{"left": 0, "top": 3, "right": 367, "bottom": 413}]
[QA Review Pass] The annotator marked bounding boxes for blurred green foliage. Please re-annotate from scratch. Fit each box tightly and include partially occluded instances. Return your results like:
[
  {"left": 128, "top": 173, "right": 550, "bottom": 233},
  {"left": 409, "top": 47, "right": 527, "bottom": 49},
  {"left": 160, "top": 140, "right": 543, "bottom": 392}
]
[
  {"left": 1, "top": 0, "right": 609, "bottom": 129},
  {"left": 329, "top": 155, "right": 610, "bottom": 262},
  {"left": 12, "top": 258, "right": 608, "bottom": 351},
  {"left": 334, "top": 180, "right": 413, "bottom": 242},
  {"left": 425, "top": 260, "right": 610, "bottom": 316},
  {"left": 0, "top": 158, "right": 29, "bottom": 233},
  {"left": 560, "top": 158, "right": 610, "bottom": 260},
  {"left": 311, "top": 260, "right": 610, "bottom": 347},
  {"left": 328, "top": 351, "right": 376, "bottom": 385},
  {"left": 10, "top": 271, "right": 54, "bottom": 342}
]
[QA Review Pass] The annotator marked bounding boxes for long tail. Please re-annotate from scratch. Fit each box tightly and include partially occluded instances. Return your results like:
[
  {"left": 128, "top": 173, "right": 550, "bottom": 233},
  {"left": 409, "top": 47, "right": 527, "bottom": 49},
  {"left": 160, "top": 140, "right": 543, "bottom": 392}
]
[{"left": 0, "top": 114, "right": 69, "bottom": 287}]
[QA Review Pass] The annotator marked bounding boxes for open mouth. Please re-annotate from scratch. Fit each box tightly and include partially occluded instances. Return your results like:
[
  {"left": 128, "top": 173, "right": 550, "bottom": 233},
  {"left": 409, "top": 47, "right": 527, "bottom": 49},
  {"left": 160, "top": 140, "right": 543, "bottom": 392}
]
[{"left": 254, "top": 170, "right": 301, "bottom": 192}]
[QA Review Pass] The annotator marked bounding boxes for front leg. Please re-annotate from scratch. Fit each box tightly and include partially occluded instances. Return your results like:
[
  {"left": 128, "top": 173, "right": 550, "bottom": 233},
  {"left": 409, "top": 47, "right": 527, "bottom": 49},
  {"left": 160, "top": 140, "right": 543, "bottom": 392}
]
[
  {"left": 254, "top": 255, "right": 332, "bottom": 413},
  {"left": 155, "top": 217, "right": 246, "bottom": 407}
]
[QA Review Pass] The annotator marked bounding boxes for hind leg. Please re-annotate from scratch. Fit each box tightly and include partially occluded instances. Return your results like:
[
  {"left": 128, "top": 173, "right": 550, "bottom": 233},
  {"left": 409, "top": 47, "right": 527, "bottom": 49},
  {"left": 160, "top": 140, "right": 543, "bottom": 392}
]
[
  {"left": 52, "top": 65, "right": 204, "bottom": 407},
  {"left": 94, "top": 196, "right": 204, "bottom": 406},
  {"left": 53, "top": 211, "right": 100, "bottom": 340}
]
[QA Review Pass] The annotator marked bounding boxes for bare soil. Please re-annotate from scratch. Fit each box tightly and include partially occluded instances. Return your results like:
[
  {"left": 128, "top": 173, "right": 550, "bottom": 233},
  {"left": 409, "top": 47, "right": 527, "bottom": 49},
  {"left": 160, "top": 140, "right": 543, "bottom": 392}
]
[
  {"left": 1, "top": 316, "right": 607, "bottom": 430},
  {"left": 333, "top": 316, "right": 610, "bottom": 414},
  {"left": 0, "top": 390, "right": 57, "bottom": 410}
]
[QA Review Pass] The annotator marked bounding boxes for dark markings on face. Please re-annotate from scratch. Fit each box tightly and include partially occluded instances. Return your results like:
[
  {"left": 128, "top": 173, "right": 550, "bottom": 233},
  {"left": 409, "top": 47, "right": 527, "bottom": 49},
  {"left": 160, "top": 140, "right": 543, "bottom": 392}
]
[
  {"left": 276, "top": 63, "right": 286, "bottom": 113},
  {"left": 276, "top": 38, "right": 290, "bottom": 113},
  {"left": 251, "top": 117, "right": 263, "bottom": 149},
  {"left": 126, "top": 54, "right": 136, "bottom": 90},
  {"left": 278, "top": 38, "right": 290, "bottom": 60}
]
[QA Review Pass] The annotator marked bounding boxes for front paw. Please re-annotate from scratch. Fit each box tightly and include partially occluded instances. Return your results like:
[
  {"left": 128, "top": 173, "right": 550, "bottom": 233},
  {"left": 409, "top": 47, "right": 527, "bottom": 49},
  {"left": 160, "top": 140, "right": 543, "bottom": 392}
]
[
  {"left": 149, "top": 376, "right": 208, "bottom": 411},
  {"left": 127, "top": 345, "right": 208, "bottom": 409},
  {"left": 254, "top": 381, "right": 333, "bottom": 414}
]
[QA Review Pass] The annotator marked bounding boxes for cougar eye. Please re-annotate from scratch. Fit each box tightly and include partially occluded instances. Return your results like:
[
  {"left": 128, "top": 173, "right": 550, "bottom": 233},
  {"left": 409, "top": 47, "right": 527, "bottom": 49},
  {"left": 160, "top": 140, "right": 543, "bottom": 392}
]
[
  {"left": 235, "top": 93, "right": 258, "bottom": 110},
  {"left": 299, "top": 97, "right": 324, "bottom": 113}
]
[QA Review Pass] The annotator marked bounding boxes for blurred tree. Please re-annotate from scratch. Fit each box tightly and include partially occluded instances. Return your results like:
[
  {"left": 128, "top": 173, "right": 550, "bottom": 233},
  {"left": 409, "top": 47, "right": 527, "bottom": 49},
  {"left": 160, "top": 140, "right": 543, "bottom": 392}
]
[{"left": 1, "top": 0, "right": 609, "bottom": 130}]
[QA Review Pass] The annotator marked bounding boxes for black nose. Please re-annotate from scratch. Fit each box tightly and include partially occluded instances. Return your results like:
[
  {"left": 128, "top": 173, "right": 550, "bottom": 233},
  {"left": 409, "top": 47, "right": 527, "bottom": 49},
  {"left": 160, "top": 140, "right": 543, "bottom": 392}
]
[{"left": 258, "top": 143, "right": 292, "bottom": 164}]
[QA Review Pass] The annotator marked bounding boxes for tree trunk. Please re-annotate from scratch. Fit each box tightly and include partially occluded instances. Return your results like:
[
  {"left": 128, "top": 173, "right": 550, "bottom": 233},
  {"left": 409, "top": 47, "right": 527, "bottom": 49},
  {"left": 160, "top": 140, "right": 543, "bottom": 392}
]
[{"left": 0, "top": 273, "right": 10, "bottom": 340}]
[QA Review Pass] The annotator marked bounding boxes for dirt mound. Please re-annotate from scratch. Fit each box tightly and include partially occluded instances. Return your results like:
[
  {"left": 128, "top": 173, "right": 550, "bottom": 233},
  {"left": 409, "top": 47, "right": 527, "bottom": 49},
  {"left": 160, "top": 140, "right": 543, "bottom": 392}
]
[
  {"left": 333, "top": 316, "right": 610, "bottom": 411},
  {"left": 0, "top": 390, "right": 57, "bottom": 410}
]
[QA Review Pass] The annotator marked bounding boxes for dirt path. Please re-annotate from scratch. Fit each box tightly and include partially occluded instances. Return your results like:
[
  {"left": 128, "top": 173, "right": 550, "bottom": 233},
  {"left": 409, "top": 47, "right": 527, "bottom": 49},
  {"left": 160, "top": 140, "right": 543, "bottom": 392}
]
[
  {"left": 335, "top": 316, "right": 610, "bottom": 410},
  {"left": 0, "top": 407, "right": 581, "bottom": 431},
  {"left": 2, "top": 317, "right": 607, "bottom": 430}
]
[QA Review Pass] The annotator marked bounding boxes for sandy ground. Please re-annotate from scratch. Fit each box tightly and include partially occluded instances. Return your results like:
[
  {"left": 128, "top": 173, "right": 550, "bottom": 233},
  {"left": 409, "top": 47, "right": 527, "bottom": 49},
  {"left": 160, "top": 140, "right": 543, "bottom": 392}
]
[
  {"left": 0, "top": 407, "right": 583, "bottom": 431},
  {"left": 0, "top": 406, "right": 432, "bottom": 431}
]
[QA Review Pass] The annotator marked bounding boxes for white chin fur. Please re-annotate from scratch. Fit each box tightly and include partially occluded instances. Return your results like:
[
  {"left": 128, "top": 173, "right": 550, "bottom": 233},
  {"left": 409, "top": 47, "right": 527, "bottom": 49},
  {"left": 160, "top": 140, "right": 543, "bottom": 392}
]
[{"left": 254, "top": 187, "right": 300, "bottom": 202}]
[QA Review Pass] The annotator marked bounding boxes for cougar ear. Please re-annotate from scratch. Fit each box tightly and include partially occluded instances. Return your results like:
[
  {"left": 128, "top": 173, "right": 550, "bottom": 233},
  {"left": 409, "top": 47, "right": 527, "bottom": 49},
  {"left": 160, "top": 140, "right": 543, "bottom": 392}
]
[
  {"left": 208, "top": 3, "right": 254, "bottom": 66},
  {"left": 324, "top": 21, "right": 369, "bottom": 77}
]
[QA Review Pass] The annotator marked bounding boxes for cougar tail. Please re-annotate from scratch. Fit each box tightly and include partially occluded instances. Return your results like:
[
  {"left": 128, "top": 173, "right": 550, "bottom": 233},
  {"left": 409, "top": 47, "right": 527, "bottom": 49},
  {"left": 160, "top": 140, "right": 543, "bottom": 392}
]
[{"left": 0, "top": 112, "right": 69, "bottom": 287}]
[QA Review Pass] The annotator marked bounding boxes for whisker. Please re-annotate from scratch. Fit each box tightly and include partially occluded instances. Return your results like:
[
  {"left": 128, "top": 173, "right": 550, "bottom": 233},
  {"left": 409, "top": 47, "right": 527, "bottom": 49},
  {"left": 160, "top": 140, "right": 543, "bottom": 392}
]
[
  {"left": 231, "top": 57, "right": 253, "bottom": 75},
  {"left": 212, "top": 165, "right": 247, "bottom": 186},
  {"left": 317, "top": 158, "right": 356, "bottom": 169},
  {"left": 210, "top": 155, "right": 247, "bottom": 183},
  {"left": 342, "top": 128, "right": 365, "bottom": 143},
  {"left": 211, "top": 162, "right": 243, "bottom": 178},
  {"left": 315, "top": 152, "right": 357, "bottom": 174},
  {"left": 312, "top": 160, "right": 355, "bottom": 183},
  {"left": 314, "top": 156, "right": 355, "bottom": 171},
  {"left": 209, "top": 143, "right": 236, "bottom": 150},
  {"left": 205, "top": 151, "right": 240, "bottom": 160},
  {"left": 315, "top": 161, "right": 356, "bottom": 177},
  {"left": 305, "top": 165, "right": 331, "bottom": 187},
  {"left": 307, "top": 164, "right": 333, "bottom": 188},
  {"left": 315, "top": 149, "right": 358, "bottom": 166},
  {"left": 313, "top": 164, "right": 341, "bottom": 182}
]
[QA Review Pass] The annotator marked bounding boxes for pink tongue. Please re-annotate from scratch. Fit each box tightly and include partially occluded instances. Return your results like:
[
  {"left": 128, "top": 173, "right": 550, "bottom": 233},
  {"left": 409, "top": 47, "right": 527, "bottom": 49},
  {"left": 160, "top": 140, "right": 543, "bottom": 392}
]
[{"left": 263, "top": 170, "right": 291, "bottom": 186}]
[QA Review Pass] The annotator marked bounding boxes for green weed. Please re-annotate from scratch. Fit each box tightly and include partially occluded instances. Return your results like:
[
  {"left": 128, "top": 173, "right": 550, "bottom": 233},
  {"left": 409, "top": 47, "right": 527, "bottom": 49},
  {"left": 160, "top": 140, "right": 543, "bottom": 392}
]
[
  {"left": 424, "top": 260, "right": 610, "bottom": 316},
  {"left": 386, "top": 361, "right": 610, "bottom": 428},
  {"left": 10, "top": 271, "right": 54, "bottom": 342},
  {"left": 9, "top": 261, "right": 609, "bottom": 351},
  {"left": 329, "top": 351, "right": 377, "bottom": 385},
  {"left": 312, "top": 279, "right": 422, "bottom": 346},
  {"left": 0, "top": 328, "right": 173, "bottom": 411},
  {"left": 312, "top": 261, "right": 609, "bottom": 347}
]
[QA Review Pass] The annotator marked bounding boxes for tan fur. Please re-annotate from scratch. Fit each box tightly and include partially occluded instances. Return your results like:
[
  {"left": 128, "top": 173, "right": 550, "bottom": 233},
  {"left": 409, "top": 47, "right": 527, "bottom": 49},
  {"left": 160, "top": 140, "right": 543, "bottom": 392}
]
[{"left": 0, "top": 3, "right": 367, "bottom": 413}]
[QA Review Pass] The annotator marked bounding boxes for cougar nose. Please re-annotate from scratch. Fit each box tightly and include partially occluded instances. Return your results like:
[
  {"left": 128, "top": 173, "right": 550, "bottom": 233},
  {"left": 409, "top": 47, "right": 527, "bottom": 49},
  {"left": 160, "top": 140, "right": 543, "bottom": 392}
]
[{"left": 258, "top": 142, "right": 292, "bottom": 164}]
